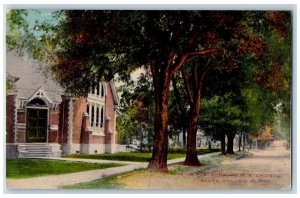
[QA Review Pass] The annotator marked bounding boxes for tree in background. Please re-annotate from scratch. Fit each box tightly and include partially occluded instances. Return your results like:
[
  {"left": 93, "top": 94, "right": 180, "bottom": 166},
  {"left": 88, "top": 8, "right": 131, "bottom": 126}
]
[
  {"left": 117, "top": 72, "right": 154, "bottom": 152},
  {"left": 169, "top": 77, "right": 188, "bottom": 148},
  {"left": 200, "top": 11, "right": 292, "bottom": 153},
  {"left": 241, "top": 11, "right": 291, "bottom": 144}
]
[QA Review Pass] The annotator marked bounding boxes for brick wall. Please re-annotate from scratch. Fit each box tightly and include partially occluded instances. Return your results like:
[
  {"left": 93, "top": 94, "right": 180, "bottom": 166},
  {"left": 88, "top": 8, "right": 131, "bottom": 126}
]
[
  {"left": 80, "top": 113, "right": 90, "bottom": 144},
  {"left": 48, "top": 107, "right": 60, "bottom": 143},
  {"left": 6, "top": 95, "right": 15, "bottom": 143},
  {"left": 105, "top": 83, "right": 117, "bottom": 144},
  {"left": 16, "top": 110, "right": 26, "bottom": 143},
  {"left": 72, "top": 97, "right": 86, "bottom": 144},
  {"left": 49, "top": 108, "right": 60, "bottom": 125},
  {"left": 81, "top": 131, "right": 105, "bottom": 144},
  {"left": 80, "top": 105, "right": 105, "bottom": 144},
  {"left": 59, "top": 98, "right": 69, "bottom": 144},
  {"left": 17, "top": 111, "right": 25, "bottom": 123},
  {"left": 56, "top": 83, "right": 118, "bottom": 149},
  {"left": 17, "top": 130, "right": 26, "bottom": 143}
]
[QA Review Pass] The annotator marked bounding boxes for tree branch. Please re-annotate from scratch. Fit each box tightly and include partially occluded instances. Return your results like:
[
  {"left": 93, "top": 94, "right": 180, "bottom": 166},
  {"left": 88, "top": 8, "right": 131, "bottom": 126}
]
[
  {"left": 188, "top": 49, "right": 219, "bottom": 56},
  {"left": 167, "top": 48, "right": 175, "bottom": 70},
  {"left": 194, "top": 63, "right": 199, "bottom": 92},
  {"left": 171, "top": 48, "right": 219, "bottom": 77},
  {"left": 171, "top": 53, "right": 188, "bottom": 77},
  {"left": 181, "top": 68, "right": 193, "bottom": 105},
  {"left": 199, "top": 59, "right": 212, "bottom": 87},
  {"left": 194, "top": 60, "right": 213, "bottom": 114},
  {"left": 172, "top": 77, "right": 186, "bottom": 115}
]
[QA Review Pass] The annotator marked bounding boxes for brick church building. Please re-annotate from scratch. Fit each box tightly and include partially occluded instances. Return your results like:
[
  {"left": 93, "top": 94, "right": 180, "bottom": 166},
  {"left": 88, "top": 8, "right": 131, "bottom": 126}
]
[{"left": 6, "top": 52, "right": 120, "bottom": 158}]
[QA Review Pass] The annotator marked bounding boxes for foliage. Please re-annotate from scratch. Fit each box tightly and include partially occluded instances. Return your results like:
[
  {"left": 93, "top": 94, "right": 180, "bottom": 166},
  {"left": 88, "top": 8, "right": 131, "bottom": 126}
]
[
  {"left": 116, "top": 71, "right": 155, "bottom": 150},
  {"left": 244, "top": 11, "right": 292, "bottom": 139},
  {"left": 256, "top": 125, "right": 273, "bottom": 142},
  {"left": 199, "top": 11, "right": 292, "bottom": 142},
  {"left": 6, "top": 79, "right": 13, "bottom": 91},
  {"left": 7, "top": 10, "right": 63, "bottom": 67},
  {"left": 6, "top": 159, "right": 122, "bottom": 179}
]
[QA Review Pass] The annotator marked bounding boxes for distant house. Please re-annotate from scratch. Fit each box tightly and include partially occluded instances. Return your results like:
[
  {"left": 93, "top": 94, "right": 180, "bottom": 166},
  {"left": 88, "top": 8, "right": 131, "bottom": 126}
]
[
  {"left": 6, "top": 52, "right": 119, "bottom": 158},
  {"left": 168, "top": 129, "right": 221, "bottom": 149}
]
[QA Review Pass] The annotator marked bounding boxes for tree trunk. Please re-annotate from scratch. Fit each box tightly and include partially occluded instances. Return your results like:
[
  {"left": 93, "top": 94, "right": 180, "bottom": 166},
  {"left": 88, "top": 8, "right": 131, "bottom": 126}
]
[
  {"left": 221, "top": 131, "right": 226, "bottom": 154},
  {"left": 140, "top": 129, "right": 143, "bottom": 153},
  {"left": 226, "top": 131, "right": 236, "bottom": 154},
  {"left": 147, "top": 128, "right": 152, "bottom": 152},
  {"left": 242, "top": 134, "right": 245, "bottom": 151},
  {"left": 181, "top": 63, "right": 212, "bottom": 166},
  {"left": 148, "top": 71, "right": 170, "bottom": 172},
  {"left": 147, "top": 98, "right": 169, "bottom": 171},
  {"left": 184, "top": 112, "right": 200, "bottom": 166},
  {"left": 182, "top": 121, "right": 187, "bottom": 148},
  {"left": 238, "top": 133, "right": 242, "bottom": 151}
]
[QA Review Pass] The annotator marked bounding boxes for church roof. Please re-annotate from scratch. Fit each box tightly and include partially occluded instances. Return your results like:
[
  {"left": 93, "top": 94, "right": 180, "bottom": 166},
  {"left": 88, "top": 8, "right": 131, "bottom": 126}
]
[
  {"left": 6, "top": 52, "right": 120, "bottom": 107},
  {"left": 6, "top": 52, "right": 64, "bottom": 103}
]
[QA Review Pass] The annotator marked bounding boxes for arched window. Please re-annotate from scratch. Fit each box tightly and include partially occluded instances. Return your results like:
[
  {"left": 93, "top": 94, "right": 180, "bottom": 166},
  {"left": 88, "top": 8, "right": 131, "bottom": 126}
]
[
  {"left": 92, "top": 85, "right": 96, "bottom": 95},
  {"left": 87, "top": 82, "right": 105, "bottom": 133},
  {"left": 100, "top": 107, "right": 104, "bottom": 128},
  {"left": 100, "top": 83, "right": 105, "bottom": 97},
  {"left": 96, "top": 83, "right": 100, "bottom": 95},
  {"left": 91, "top": 106, "right": 94, "bottom": 127},
  {"left": 96, "top": 107, "right": 99, "bottom": 127}
]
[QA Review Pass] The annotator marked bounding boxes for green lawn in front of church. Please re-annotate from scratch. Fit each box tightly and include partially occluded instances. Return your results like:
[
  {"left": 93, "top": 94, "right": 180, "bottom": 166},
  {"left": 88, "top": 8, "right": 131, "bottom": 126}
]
[
  {"left": 6, "top": 159, "right": 123, "bottom": 179},
  {"left": 64, "top": 152, "right": 185, "bottom": 162},
  {"left": 63, "top": 148, "right": 220, "bottom": 162}
]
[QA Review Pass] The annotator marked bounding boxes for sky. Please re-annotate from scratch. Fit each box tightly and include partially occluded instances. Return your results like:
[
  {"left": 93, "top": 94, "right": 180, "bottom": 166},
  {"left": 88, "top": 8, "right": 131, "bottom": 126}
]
[{"left": 19, "top": 9, "right": 60, "bottom": 38}]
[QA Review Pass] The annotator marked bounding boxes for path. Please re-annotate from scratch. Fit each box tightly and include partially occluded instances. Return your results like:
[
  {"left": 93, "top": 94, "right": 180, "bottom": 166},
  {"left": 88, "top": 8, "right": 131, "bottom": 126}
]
[
  {"left": 6, "top": 152, "right": 219, "bottom": 189},
  {"left": 119, "top": 141, "right": 291, "bottom": 190}
]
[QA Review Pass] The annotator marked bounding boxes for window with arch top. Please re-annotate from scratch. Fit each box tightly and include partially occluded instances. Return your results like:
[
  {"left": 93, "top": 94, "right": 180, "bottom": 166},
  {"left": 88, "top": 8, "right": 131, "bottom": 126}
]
[
  {"left": 93, "top": 82, "right": 105, "bottom": 98},
  {"left": 86, "top": 81, "right": 106, "bottom": 134}
]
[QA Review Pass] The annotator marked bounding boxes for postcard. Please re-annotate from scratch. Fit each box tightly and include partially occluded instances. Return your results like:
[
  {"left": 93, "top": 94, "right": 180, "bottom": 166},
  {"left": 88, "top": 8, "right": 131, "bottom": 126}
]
[{"left": 5, "top": 6, "right": 293, "bottom": 192}]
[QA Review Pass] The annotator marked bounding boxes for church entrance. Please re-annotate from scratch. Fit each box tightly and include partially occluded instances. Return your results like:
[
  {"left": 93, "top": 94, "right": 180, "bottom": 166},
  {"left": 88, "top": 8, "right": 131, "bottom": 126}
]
[{"left": 26, "top": 98, "right": 48, "bottom": 143}]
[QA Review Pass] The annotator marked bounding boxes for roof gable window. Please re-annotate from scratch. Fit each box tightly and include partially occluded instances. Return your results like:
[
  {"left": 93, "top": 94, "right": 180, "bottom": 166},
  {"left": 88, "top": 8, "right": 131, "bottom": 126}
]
[{"left": 27, "top": 98, "right": 48, "bottom": 107}]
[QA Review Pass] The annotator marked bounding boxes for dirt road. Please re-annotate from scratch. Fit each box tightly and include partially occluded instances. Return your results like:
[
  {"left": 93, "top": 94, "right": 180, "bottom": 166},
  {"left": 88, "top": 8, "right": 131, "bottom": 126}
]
[{"left": 118, "top": 141, "right": 291, "bottom": 190}]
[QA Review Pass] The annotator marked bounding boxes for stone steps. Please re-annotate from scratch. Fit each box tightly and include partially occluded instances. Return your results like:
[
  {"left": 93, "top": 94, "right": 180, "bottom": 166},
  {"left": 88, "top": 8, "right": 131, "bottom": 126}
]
[{"left": 18, "top": 143, "right": 55, "bottom": 158}]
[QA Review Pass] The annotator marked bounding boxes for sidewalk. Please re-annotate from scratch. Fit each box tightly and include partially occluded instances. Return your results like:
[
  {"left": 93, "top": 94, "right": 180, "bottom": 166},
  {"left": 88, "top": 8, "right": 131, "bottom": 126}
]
[
  {"left": 6, "top": 152, "right": 219, "bottom": 189},
  {"left": 117, "top": 141, "right": 291, "bottom": 190}
]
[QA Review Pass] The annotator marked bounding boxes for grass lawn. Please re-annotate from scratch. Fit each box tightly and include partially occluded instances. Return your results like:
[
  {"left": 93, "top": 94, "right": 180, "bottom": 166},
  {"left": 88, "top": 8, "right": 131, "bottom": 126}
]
[
  {"left": 61, "top": 151, "right": 235, "bottom": 189},
  {"left": 64, "top": 148, "right": 220, "bottom": 162},
  {"left": 64, "top": 152, "right": 183, "bottom": 162},
  {"left": 61, "top": 172, "right": 127, "bottom": 189},
  {"left": 6, "top": 159, "right": 123, "bottom": 179}
]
